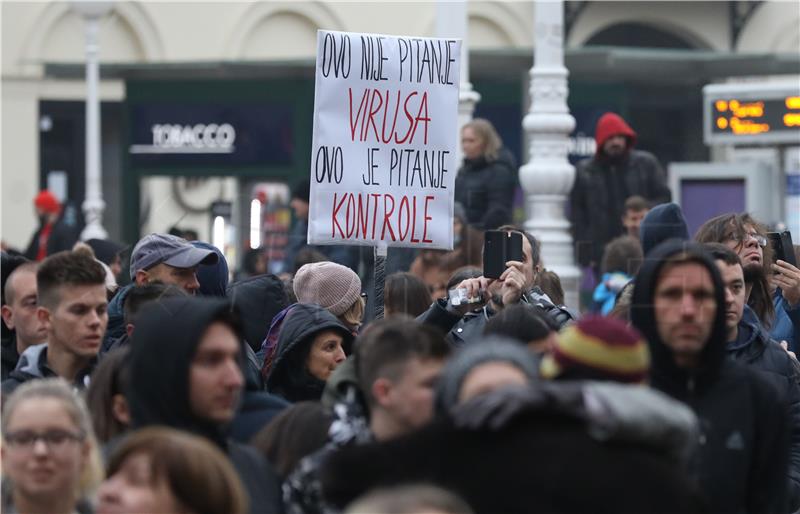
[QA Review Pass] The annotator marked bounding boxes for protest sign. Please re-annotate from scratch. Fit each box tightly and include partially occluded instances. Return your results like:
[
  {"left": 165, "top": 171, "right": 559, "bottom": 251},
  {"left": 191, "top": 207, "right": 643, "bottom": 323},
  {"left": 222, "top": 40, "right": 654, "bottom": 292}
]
[{"left": 308, "top": 30, "right": 462, "bottom": 251}]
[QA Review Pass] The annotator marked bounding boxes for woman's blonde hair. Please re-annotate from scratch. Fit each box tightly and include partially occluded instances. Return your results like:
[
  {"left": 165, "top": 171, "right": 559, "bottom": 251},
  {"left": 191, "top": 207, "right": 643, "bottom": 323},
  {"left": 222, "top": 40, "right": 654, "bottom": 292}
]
[
  {"left": 340, "top": 295, "right": 365, "bottom": 330},
  {"left": 2, "top": 378, "right": 104, "bottom": 499},
  {"left": 462, "top": 118, "right": 503, "bottom": 161}
]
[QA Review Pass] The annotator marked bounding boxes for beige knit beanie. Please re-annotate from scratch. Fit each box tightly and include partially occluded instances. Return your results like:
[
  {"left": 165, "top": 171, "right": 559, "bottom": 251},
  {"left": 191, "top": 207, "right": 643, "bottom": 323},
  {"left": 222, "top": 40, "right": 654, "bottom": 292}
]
[{"left": 293, "top": 261, "right": 362, "bottom": 316}]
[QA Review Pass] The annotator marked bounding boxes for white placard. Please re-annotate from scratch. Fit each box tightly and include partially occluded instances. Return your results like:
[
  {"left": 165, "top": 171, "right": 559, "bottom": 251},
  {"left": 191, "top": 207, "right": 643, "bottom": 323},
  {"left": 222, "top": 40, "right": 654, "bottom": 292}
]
[{"left": 308, "top": 30, "right": 461, "bottom": 250}]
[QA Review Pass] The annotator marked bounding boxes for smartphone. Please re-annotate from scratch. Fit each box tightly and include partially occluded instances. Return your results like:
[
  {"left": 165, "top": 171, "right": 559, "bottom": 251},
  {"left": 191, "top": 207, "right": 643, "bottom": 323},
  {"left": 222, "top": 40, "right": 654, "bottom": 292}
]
[
  {"left": 483, "top": 230, "right": 523, "bottom": 279},
  {"left": 768, "top": 231, "right": 797, "bottom": 268}
]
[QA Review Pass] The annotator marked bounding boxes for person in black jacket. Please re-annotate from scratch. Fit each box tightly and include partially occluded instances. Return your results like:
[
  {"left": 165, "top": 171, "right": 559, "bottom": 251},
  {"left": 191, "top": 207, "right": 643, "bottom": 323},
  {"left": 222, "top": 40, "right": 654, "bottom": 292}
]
[
  {"left": 570, "top": 113, "right": 671, "bottom": 276},
  {"left": 418, "top": 227, "right": 573, "bottom": 347},
  {"left": 631, "top": 240, "right": 790, "bottom": 514},
  {"left": 705, "top": 242, "right": 800, "bottom": 511},
  {"left": 454, "top": 118, "right": 517, "bottom": 230},
  {"left": 128, "top": 296, "right": 283, "bottom": 514},
  {"left": 263, "top": 303, "right": 354, "bottom": 403}
]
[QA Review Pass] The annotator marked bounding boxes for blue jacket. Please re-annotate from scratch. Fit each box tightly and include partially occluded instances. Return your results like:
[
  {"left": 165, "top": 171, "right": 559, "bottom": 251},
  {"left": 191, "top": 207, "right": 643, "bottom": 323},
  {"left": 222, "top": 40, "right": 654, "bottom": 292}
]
[
  {"left": 592, "top": 271, "right": 632, "bottom": 315},
  {"left": 772, "top": 290, "right": 800, "bottom": 353}
]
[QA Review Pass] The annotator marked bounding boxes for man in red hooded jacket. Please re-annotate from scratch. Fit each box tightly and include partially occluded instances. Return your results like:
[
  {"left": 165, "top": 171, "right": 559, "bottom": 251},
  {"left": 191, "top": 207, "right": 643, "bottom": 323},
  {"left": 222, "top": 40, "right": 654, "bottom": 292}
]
[{"left": 569, "top": 112, "right": 671, "bottom": 277}]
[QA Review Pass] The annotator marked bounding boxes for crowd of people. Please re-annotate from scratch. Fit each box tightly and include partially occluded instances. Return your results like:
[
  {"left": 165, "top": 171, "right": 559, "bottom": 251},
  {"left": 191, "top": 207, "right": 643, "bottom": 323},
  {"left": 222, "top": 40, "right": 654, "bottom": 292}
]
[{"left": 1, "top": 112, "right": 800, "bottom": 514}]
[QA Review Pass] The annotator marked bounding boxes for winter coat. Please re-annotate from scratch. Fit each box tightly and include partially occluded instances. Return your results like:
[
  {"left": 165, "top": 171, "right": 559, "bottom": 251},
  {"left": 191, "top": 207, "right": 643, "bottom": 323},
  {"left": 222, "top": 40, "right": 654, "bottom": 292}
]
[
  {"left": 730, "top": 304, "right": 800, "bottom": 510},
  {"left": 319, "top": 383, "right": 705, "bottom": 514},
  {"left": 227, "top": 274, "right": 290, "bottom": 353},
  {"left": 454, "top": 150, "right": 517, "bottom": 230},
  {"left": 264, "top": 303, "right": 353, "bottom": 403},
  {"left": 2, "top": 343, "right": 94, "bottom": 397},
  {"left": 128, "top": 296, "right": 283, "bottom": 514},
  {"left": 772, "top": 289, "right": 800, "bottom": 353},
  {"left": 570, "top": 113, "right": 670, "bottom": 270},
  {"left": 631, "top": 240, "right": 790, "bottom": 514}
]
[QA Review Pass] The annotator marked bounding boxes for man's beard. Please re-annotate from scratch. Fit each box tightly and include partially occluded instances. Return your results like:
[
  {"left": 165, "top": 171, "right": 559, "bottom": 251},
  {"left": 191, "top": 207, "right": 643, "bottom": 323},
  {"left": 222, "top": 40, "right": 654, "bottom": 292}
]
[
  {"left": 602, "top": 147, "right": 627, "bottom": 164},
  {"left": 743, "top": 261, "right": 767, "bottom": 284}
]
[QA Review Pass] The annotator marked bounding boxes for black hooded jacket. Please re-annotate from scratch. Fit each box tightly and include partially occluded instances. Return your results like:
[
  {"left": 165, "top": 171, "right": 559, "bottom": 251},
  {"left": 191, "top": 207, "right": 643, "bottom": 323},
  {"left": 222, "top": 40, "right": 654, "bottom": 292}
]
[
  {"left": 128, "top": 297, "right": 283, "bottom": 514},
  {"left": 631, "top": 241, "right": 790, "bottom": 514},
  {"left": 227, "top": 274, "right": 289, "bottom": 352},
  {"left": 264, "top": 303, "right": 353, "bottom": 403}
]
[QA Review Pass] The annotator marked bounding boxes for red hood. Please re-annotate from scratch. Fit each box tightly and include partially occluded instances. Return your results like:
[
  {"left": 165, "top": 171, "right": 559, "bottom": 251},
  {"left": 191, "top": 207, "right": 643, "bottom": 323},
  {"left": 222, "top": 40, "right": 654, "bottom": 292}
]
[{"left": 594, "top": 112, "right": 637, "bottom": 156}]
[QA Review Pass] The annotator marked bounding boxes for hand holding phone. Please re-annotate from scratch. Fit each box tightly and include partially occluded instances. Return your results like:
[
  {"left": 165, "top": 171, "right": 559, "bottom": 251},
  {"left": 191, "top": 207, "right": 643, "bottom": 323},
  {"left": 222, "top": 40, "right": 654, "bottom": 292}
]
[
  {"left": 768, "top": 231, "right": 797, "bottom": 268},
  {"left": 769, "top": 231, "right": 800, "bottom": 306},
  {"left": 483, "top": 230, "right": 523, "bottom": 279}
]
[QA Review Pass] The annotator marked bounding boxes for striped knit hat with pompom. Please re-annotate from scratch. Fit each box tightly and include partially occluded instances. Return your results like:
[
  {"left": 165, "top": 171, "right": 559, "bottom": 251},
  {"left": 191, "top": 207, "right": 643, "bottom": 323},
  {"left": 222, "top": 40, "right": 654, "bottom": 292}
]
[{"left": 540, "top": 315, "right": 650, "bottom": 384}]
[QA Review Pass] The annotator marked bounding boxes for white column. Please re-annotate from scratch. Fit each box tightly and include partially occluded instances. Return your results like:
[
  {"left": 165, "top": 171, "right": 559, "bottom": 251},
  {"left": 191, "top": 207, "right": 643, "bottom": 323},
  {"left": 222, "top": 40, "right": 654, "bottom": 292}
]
[
  {"left": 519, "top": 0, "right": 580, "bottom": 310},
  {"left": 436, "top": 0, "right": 480, "bottom": 166},
  {"left": 72, "top": 2, "right": 114, "bottom": 240}
]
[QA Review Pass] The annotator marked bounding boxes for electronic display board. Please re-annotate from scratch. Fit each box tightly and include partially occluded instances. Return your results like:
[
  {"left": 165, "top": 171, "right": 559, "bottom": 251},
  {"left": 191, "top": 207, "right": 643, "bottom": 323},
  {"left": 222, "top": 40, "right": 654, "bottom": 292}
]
[{"left": 704, "top": 83, "right": 800, "bottom": 145}]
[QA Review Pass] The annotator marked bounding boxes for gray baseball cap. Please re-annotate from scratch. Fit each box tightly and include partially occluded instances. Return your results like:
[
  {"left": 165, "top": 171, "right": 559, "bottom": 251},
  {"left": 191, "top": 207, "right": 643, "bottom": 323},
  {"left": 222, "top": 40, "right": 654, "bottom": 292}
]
[{"left": 129, "top": 233, "right": 218, "bottom": 279}]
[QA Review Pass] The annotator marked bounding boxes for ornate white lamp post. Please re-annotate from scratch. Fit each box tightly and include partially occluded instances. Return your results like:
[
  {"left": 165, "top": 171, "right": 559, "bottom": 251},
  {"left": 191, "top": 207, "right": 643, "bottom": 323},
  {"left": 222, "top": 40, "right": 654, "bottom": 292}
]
[
  {"left": 519, "top": 0, "right": 580, "bottom": 310},
  {"left": 71, "top": 1, "right": 114, "bottom": 240},
  {"left": 436, "top": 0, "right": 481, "bottom": 166}
]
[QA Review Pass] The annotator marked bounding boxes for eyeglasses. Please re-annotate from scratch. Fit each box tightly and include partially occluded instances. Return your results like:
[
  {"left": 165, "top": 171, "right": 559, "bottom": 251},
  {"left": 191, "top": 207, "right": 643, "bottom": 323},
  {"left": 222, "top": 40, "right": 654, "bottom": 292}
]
[
  {"left": 4, "top": 429, "right": 85, "bottom": 450},
  {"left": 726, "top": 231, "right": 767, "bottom": 248},
  {"left": 360, "top": 292, "right": 368, "bottom": 303}
]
